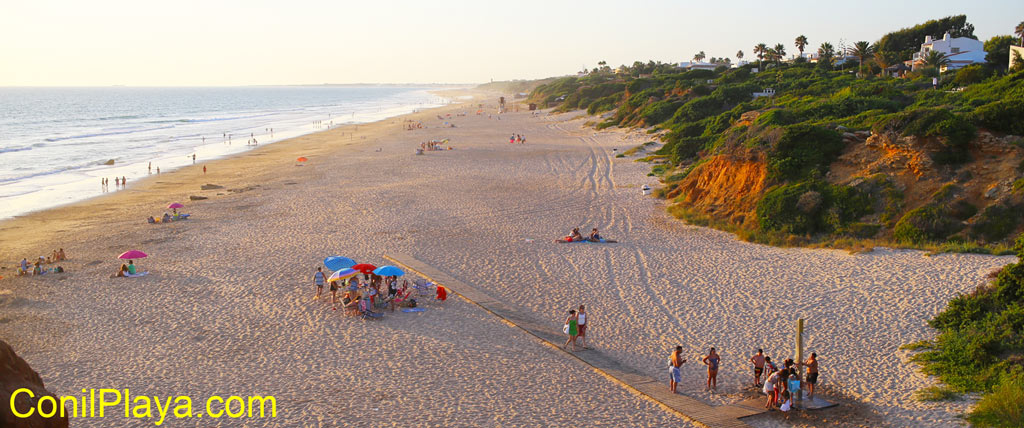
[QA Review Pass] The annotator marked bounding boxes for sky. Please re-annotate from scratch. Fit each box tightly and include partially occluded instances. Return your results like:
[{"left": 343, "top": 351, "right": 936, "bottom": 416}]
[{"left": 1, "top": 0, "right": 1021, "bottom": 86}]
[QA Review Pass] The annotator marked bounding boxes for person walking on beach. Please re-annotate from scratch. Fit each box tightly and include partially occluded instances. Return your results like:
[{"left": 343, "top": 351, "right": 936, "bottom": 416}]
[
  {"left": 799, "top": 352, "right": 819, "bottom": 400},
  {"left": 122, "top": 176, "right": 126, "bottom": 186},
  {"left": 669, "top": 346, "right": 686, "bottom": 394},
  {"left": 148, "top": 162, "right": 151, "bottom": 173},
  {"left": 313, "top": 266, "right": 326, "bottom": 300},
  {"left": 562, "top": 309, "right": 579, "bottom": 351},
  {"left": 156, "top": 167, "right": 160, "bottom": 174},
  {"left": 114, "top": 177, "right": 120, "bottom": 188},
  {"left": 203, "top": 165, "right": 207, "bottom": 174},
  {"left": 702, "top": 347, "right": 720, "bottom": 391},
  {"left": 577, "top": 304, "right": 589, "bottom": 349},
  {"left": 751, "top": 349, "right": 766, "bottom": 386}
]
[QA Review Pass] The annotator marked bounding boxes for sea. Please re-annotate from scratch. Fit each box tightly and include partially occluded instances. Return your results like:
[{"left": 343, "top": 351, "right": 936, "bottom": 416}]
[{"left": 0, "top": 86, "right": 449, "bottom": 220}]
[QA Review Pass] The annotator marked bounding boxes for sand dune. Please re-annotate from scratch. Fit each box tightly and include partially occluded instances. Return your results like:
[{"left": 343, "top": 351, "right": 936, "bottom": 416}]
[{"left": 0, "top": 91, "right": 1012, "bottom": 427}]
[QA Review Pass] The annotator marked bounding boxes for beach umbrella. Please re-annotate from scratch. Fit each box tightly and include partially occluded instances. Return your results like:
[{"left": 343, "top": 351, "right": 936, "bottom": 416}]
[
  {"left": 297, "top": 157, "right": 308, "bottom": 162},
  {"left": 351, "top": 263, "right": 377, "bottom": 274},
  {"left": 324, "top": 256, "right": 356, "bottom": 270},
  {"left": 328, "top": 268, "right": 358, "bottom": 282},
  {"left": 167, "top": 203, "right": 184, "bottom": 209},
  {"left": 118, "top": 250, "right": 148, "bottom": 259},
  {"left": 373, "top": 265, "right": 405, "bottom": 277}
]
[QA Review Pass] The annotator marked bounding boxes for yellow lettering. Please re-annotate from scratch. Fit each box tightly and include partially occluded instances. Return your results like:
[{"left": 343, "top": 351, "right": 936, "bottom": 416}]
[
  {"left": 225, "top": 396, "right": 244, "bottom": 418},
  {"left": 173, "top": 396, "right": 192, "bottom": 418},
  {"left": 124, "top": 389, "right": 129, "bottom": 418},
  {"left": 153, "top": 396, "right": 172, "bottom": 426},
  {"left": 59, "top": 395, "right": 78, "bottom": 417},
  {"left": 247, "top": 396, "right": 276, "bottom": 417},
  {"left": 206, "top": 396, "right": 224, "bottom": 418},
  {"left": 37, "top": 396, "right": 57, "bottom": 418},
  {"left": 10, "top": 388, "right": 35, "bottom": 418},
  {"left": 132, "top": 396, "right": 152, "bottom": 418},
  {"left": 98, "top": 389, "right": 121, "bottom": 417}
]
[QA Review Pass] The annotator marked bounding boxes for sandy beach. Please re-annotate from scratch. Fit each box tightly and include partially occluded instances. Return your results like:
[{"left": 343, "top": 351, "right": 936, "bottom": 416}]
[{"left": 1, "top": 90, "right": 1014, "bottom": 427}]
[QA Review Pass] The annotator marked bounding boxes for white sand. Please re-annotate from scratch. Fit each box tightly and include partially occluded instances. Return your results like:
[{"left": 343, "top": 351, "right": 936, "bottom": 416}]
[{"left": 1, "top": 92, "right": 1013, "bottom": 427}]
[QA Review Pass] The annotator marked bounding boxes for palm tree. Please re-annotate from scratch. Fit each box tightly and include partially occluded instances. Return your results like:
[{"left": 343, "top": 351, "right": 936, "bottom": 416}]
[
  {"left": 818, "top": 42, "right": 835, "bottom": 70},
  {"left": 773, "top": 43, "right": 786, "bottom": 64},
  {"left": 849, "top": 41, "right": 873, "bottom": 75},
  {"left": 1016, "top": 20, "right": 1024, "bottom": 45},
  {"left": 924, "top": 50, "right": 950, "bottom": 69},
  {"left": 795, "top": 35, "right": 808, "bottom": 59},
  {"left": 736, "top": 50, "right": 744, "bottom": 61},
  {"left": 873, "top": 51, "right": 892, "bottom": 76},
  {"left": 754, "top": 43, "right": 768, "bottom": 68},
  {"left": 693, "top": 51, "right": 706, "bottom": 63}
]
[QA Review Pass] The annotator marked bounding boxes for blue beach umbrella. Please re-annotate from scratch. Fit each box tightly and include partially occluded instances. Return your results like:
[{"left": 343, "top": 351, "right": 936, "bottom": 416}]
[
  {"left": 324, "top": 256, "right": 356, "bottom": 271},
  {"left": 373, "top": 265, "right": 405, "bottom": 277}
]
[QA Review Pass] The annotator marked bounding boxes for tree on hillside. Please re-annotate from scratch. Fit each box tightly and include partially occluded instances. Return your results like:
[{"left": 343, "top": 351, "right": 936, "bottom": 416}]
[
  {"left": 1017, "top": 20, "right": 1024, "bottom": 45},
  {"left": 773, "top": 43, "right": 787, "bottom": 64},
  {"left": 754, "top": 43, "right": 768, "bottom": 68},
  {"left": 985, "top": 35, "right": 1016, "bottom": 71},
  {"left": 873, "top": 51, "right": 897, "bottom": 76},
  {"left": 818, "top": 42, "right": 836, "bottom": 70},
  {"left": 849, "top": 41, "right": 874, "bottom": 75},
  {"left": 875, "top": 15, "right": 976, "bottom": 61},
  {"left": 693, "top": 51, "right": 706, "bottom": 63},
  {"left": 736, "top": 50, "right": 744, "bottom": 61},
  {"left": 924, "top": 50, "right": 950, "bottom": 69},
  {"left": 795, "top": 35, "right": 808, "bottom": 58}
]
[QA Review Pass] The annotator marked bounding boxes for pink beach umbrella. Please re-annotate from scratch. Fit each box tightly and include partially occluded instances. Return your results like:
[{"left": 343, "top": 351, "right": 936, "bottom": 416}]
[{"left": 118, "top": 250, "right": 148, "bottom": 260}]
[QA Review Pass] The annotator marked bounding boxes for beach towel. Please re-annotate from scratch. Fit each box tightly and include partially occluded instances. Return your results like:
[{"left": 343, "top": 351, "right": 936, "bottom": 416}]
[
  {"left": 124, "top": 272, "right": 149, "bottom": 278},
  {"left": 401, "top": 308, "right": 426, "bottom": 313}
]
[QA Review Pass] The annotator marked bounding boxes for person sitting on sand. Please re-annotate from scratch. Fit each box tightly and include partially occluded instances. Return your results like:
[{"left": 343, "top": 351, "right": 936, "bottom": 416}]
[
  {"left": 113, "top": 264, "right": 128, "bottom": 278},
  {"left": 58, "top": 248, "right": 66, "bottom": 261},
  {"left": 568, "top": 227, "right": 584, "bottom": 242},
  {"left": 588, "top": 228, "right": 602, "bottom": 242},
  {"left": 127, "top": 260, "right": 137, "bottom": 275},
  {"left": 148, "top": 216, "right": 156, "bottom": 224},
  {"left": 52, "top": 249, "right": 59, "bottom": 262},
  {"left": 19, "top": 258, "right": 29, "bottom": 276},
  {"left": 162, "top": 212, "right": 172, "bottom": 223},
  {"left": 33, "top": 261, "right": 43, "bottom": 275}
]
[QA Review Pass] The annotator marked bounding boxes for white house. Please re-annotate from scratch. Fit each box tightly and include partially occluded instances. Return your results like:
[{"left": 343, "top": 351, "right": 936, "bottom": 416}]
[
  {"left": 1010, "top": 45, "right": 1024, "bottom": 70},
  {"left": 911, "top": 32, "right": 985, "bottom": 72},
  {"left": 677, "top": 61, "right": 720, "bottom": 71}
]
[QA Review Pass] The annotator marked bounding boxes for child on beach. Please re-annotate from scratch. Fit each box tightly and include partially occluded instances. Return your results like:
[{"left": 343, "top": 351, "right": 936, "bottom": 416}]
[{"left": 779, "top": 391, "right": 792, "bottom": 419}]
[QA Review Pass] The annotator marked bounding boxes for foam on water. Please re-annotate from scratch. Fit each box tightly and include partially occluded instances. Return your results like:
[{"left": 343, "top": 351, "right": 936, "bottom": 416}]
[{"left": 0, "top": 86, "right": 448, "bottom": 219}]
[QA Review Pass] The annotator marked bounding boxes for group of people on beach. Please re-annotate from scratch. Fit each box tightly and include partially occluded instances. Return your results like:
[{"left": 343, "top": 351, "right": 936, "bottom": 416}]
[
  {"left": 15, "top": 249, "right": 67, "bottom": 276},
  {"left": 668, "top": 346, "right": 821, "bottom": 415},
  {"left": 101, "top": 176, "right": 128, "bottom": 191},
  {"left": 509, "top": 134, "right": 526, "bottom": 144},
  {"left": 312, "top": 266, "right": 447, "bottom": 317},
  {"left": 111, "top": 260, "right": 140, "bottom": 278},
  {"left": 562, "top": 305, "right": 589, "bottom": 351},
  {"left": 563, "top": 227, "right": 607, "bottom": 242}
]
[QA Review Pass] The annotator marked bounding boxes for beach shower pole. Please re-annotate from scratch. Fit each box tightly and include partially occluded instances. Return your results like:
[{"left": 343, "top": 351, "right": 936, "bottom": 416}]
[{"left": 796, "top": 318, "right": 804, "bottom": 403}]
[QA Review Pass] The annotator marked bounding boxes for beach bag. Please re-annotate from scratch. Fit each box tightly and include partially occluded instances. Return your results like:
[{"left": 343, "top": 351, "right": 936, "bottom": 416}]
[
  {"left": 408, "top": 299, "right": 417, "bottom": 308},
  {"left": 563, "top": 324, "right": 569, "bottom": 334}
]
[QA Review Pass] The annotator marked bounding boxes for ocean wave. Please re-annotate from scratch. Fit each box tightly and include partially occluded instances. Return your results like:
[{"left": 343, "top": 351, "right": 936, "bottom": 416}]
[
  {"left": 0, "top": 146, "right": 33, "bottom": 154},
  {"left": 44, "top": 125, "right": 175, "bottom": 142},
  {"left": 0, "top": 158, "right": 116, "bottom": 185},
  {"left": 146, "top": 111, "right": 278, "bottom": 125}
]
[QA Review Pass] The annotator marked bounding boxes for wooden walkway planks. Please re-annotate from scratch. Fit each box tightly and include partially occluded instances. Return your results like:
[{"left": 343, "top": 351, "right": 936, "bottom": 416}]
[{"left": 385, "top": 253, "right": 767, "bottom": 428}]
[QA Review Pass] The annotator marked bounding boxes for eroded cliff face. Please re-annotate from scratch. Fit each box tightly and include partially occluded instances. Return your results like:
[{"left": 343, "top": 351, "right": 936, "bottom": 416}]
[
  {"left": 666, "top": 153, "right": 767, "bottom": 227},
  {"left": 1, "top": 340, "right": 68, "bottom": 428}
]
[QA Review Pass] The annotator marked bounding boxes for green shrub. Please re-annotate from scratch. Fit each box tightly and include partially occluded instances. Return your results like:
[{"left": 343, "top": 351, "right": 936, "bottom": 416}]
[
  {"left": 893, "top": 205, "right": 964, "bottom": 244},
  {"left": 757, "top": 181, "right": 826, "bottom": 234},
  {"left": 973, "top": 100, "right": 1024, "bottom": 135},
  {"left": 968, "top": 369, "right": 1024, "bottom": 428},
  {"left": 638, "top": 100, "right": 683, "bottom": 125},
  {"left": 767, "top": 125, "right": 844, "bottom": 181},
  {"left": 969, "top": 204, "right": 1020, "bottom": 242}
]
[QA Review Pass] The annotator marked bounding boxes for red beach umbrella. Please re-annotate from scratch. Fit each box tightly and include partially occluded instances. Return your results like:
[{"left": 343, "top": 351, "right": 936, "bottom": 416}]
[
  {"left": 351, "top": 263, "right": 377, "bottom": 274},
  {"left": 118, "top": 250, "right": 148, "bottom": 259},
  {"left": 297, "top": 157, "right": 308, "bottom": 162}
]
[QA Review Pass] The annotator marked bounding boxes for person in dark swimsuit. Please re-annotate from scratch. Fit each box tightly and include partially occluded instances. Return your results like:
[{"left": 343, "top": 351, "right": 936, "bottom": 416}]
[{"left": 702, "top": 347, "right": 721, "bottom": 391}]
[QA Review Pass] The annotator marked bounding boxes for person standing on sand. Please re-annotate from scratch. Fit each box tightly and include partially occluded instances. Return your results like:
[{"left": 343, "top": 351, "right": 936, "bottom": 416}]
[
  {"left": 577, "top": 304, "right": 589, "bottom": 349},
  {"left": 562, "top": 309, "right": 578, "bottom": 351},
  {"left": 148, "top": 162, "right": 151, "bottom": 173},
  {"left": 313, "top": 266, "right": 326, "bottom": 300},
  {"left": 702, "top": 347, "right": 720, "bottom": 391},
  {"left": 156, "top": 167, "right": 160, "bottom": 174},
  {"left": 669, "top": 346, "right": 686, "bottom": 394},
  {"left": 192, "top": 154, "right": 196, "bottom": 163},
  {"left": 751, "top": 349, "right": 766, "bottom": 386},
  {"left": 203, "top": 165, "right": 207, "bottom": 174},
  {"left": 798, "top": 352, "right": 819, "bottom": 400},
  {"left": 122, "top": 176, "right": 126, "bottom": 186}
]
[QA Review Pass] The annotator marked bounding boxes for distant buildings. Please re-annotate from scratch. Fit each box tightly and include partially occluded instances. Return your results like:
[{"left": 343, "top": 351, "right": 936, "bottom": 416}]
[
  {"left": 911, "top": 32, "right": 985, "bottom": 72},
  {"left": 677, "top": 61, "right": 721, "bottom": 71}
]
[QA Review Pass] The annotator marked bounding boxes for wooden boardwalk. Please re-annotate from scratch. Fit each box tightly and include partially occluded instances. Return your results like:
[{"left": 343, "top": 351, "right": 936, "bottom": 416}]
[{"left": 385, "top": 253, "right": 767, "bottom": 428}]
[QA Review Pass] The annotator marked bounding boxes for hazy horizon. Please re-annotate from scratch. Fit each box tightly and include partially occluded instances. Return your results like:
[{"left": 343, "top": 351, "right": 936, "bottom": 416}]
[{"left": 3, "top": 0, "right": 1022, "bottom": 86}]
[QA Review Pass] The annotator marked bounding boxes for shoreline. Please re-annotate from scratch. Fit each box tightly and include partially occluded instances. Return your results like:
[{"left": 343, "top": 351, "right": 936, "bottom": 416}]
[{"left": 0, "top": 87, "right": 451, "bottom": 221}]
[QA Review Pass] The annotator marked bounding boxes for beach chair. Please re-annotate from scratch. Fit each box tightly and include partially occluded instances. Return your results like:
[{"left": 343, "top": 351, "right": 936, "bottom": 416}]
[
  {"left": 412, "top": 279, "right": 435, "bottom": 297},
  {"left": 358, "top": 299, "right": 383, "bottom": 320},
  {"left": 340, "top": 296, "right": 360, "bottom": 316}
]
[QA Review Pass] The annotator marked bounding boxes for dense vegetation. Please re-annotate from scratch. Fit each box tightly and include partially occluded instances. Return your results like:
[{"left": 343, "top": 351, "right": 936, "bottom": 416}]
[{"left": 905, "top": 234, "right": 1024, "bottom": 427}]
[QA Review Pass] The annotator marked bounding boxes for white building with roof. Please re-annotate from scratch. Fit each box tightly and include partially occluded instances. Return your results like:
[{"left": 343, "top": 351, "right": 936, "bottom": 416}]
[
  {"left": 911, "top": 32, "right": 985, "bottom": 72},
  {"left": 677, "top": 61, "right": 720, "bottom": 71}
]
